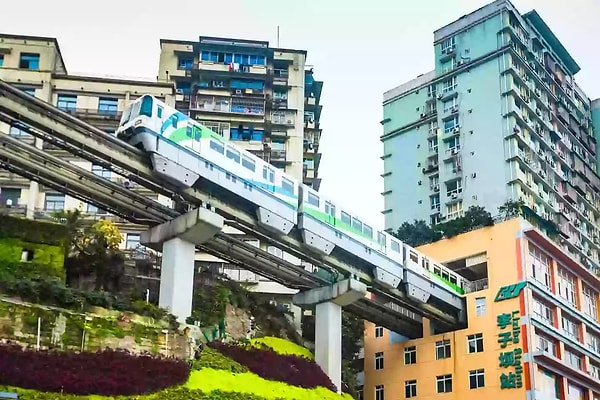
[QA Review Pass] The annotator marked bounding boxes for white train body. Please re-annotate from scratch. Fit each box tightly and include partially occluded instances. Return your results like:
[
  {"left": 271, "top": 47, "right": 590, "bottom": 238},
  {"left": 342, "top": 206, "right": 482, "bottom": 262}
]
[{"left": 116, "top": 95, "right": 467, "bottom": 301}]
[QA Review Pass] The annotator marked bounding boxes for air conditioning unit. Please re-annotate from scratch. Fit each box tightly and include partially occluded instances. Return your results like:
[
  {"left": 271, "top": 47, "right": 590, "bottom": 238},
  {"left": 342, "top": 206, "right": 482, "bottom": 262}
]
[
  {"left": 437, "top": 93, "right": 444, "bottom": 99},
  {"left": 420, "top": 113, "right": 427, "bottom": 118},
  {"left": 450, "top": 106, "right": 458, "bottom": 113},
  {"left": 235, "top": 89, "right": 242, "bottom": 94},
  {"left": 175, "top": 89, "right": 184, "bottom": 94},
  {"left": 453, "top": 127, "right": 460, "bottom": 133},
  {"left": 451, "top": 193, "right": 458, "bottom": 199}
]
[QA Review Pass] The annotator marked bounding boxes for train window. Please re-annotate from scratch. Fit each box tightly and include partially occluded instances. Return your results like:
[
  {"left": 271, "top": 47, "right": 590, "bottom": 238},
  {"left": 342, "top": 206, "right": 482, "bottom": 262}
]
[
  {"left": 226, "top": 147, "right": 241, "bottom": 163},
  {"left": 409, "top": 251, "right": 419, "bottom": 263},
  {"left": 157, "top": 107, "right": 163, "bottom": 118},
  {"left": 210, "top": 139, "right": 224, "bottom": 154},
  {"left": 351, "top": 218, "right": 362, "bottom": 232},
  {"left": 307, "top": 192, "right": 319, "bottom": 207},
  {"left": 325, "top": 201, "right": 336, "bottom": 216},
  {"left": 441, "top": 270, "right": 449, "bottom": 281},
  {"left": 341, "top": 212, "right": 351, "bottom": 225},
  {"left": 262, "top": 166, "right": 268, "bottom": 180},
  {"left": 186, "top": 125, "right": 193, "bottom": 138},
  {"left": 434, "top": 265, "right": 441, "bottom": 276},
  {"left": 391, "top": 240, "right": 400, "bottom": 252},
  {"left": 139, "top": 96, "right": 153, "bottom": 117},
  {"left": 377, "top": 232, "right": 385, "bottom": 245},
  {"left": 363, "top": 224, "right": 373, "bottom": 238},
  {"left": 171, "top": 114, "right": 179, "bottom": 128},
  {"left": 282, "top": 178, "right": 294, "bottom": 195},
  {"left": 194, "top": 126, "right": 201, "bottom": 141},
  {"left": 449, "top": 274, "right": 457, "bottom": 285},
  {"left": 242, "top": 156, "right": 256, "bottom": 172},
  {"left": 269, "top": 168, "right": 275, "bottom": 183}
]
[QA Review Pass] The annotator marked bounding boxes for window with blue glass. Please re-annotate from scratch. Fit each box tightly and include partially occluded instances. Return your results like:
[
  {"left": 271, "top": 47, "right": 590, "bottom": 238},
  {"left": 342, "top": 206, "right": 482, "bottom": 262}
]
[
  {"left": 19, "top": 88, "right": 35, "bottom": 96},
  {"left": 19, "top": 53, "right": 39, "bottom": 70},
  {"left": 175, "top": 81, "right": 191, "bottom": 94},
  {"left": 178, "top": 57, "right": 193, "bottom": 70},
  {"left": 98, "top": 98, "right": 118, "bottom": 115},
  {"left": 231, "top": 80, "right": 264, "bottom": 90},
  {"left": 92, "top": 164, "right": 112, "bottom": 179},
  {"left": 200, "top": 51, "right": 265, "bottom": 66},
  {"left": 9, "top": 126, "right": 31, "bottom": 138},
  {"left": 0, "top": 55, "right": 3, "bottom": 67},
  {"left": 57, "top": 95, "right": 77, "bottom": 111},
  {"left": 230, "top": 127, "right": 263, "bottom": 141}
]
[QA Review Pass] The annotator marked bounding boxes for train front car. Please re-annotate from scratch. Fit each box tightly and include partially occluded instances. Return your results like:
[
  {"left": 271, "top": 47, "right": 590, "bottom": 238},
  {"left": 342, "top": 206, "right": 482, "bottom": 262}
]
[
  {"left": 116, "top": 95, "right": 299, "bottom": 234},
  {"left": 297, "top": 184, "right": 402, "bottom": 289}
]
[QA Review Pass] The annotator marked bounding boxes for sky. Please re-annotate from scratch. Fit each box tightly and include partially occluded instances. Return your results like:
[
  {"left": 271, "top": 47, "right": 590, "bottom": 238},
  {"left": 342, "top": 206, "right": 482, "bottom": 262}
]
[{"left": 2, "top": 0, "right": 599, "bottom": 228}]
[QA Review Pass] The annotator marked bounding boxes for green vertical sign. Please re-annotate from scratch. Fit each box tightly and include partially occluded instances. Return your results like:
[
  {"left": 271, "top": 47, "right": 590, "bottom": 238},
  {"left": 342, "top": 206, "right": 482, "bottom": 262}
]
[{"left": 497, "top": 310, "right": 524, "bottom": 389}]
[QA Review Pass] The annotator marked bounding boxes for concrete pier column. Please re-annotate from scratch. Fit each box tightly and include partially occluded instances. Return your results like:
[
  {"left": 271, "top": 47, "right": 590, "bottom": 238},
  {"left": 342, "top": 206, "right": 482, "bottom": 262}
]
[
  {"left": 158, "top": 237, "right": 196, "bottom": 320},
  {"left": 293, "top": 278, "right": 367, "bottom": 392},
  {"left": 141, "top": 207, "right": 224, "bottom": 322},
  {"left": 315, "top": 301, "right": 342, "bottom": 390}
]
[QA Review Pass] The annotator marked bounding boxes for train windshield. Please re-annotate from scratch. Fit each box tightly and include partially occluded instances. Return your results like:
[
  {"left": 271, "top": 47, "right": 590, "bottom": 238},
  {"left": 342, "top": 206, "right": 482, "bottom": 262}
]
[{"left": 139, "top": 96, "right": 153, "bottom": 117}]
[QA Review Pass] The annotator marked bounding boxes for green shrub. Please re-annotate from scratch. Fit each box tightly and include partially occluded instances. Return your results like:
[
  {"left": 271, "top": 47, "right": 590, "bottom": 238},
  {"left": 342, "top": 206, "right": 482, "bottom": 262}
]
[
  {"left": 0, "top": 215, "right": 69, "bottom": 246},
  {"left": 192, "top": 347, "right": 248, "bottom": 373},
  {"left": 250, "top": 337, "right": 313, "bottom": 359}
]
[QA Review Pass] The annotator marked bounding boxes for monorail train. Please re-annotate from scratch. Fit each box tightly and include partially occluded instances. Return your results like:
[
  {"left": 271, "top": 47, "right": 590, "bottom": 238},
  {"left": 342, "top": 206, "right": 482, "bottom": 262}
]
[{"left": 115, "top": 95, "right": 466, "bottom": 297}]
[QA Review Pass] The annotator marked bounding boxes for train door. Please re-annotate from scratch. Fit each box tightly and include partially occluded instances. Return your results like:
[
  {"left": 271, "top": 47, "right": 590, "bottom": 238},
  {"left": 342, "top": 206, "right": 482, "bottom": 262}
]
[
  {"left": 377, "top": 231, "right": 387, "bottom": 254},
  {"left": 262, "top": 166, "right": 276, "bottom": 193},
  {"left": 324, "top": 201, "right": 336, "bottom": 225}
]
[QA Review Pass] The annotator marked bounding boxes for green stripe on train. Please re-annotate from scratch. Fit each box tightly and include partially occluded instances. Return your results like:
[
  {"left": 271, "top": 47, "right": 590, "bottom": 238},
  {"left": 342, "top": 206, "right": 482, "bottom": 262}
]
[{"left": 302, "top": 205, "right": 464, "bottom": 296}]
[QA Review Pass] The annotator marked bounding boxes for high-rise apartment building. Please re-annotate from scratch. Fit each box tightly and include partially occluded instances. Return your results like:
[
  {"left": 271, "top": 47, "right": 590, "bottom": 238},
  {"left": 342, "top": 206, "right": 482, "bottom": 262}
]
[
  {"left": 381, "top": 1, "right": 600, "bottom": 273},
  {"left": 0, "top": 33, "right": 325, "bottom": 308},
  {"left": 363, "top": 217, "right": 600, "bottom": 400},
  {"left": 158, "top": 36, "right": 323, "bottom": 189}
]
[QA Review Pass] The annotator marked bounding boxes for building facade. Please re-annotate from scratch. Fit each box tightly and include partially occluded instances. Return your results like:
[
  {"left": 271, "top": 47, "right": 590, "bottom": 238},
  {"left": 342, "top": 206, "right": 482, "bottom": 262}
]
[
  {"left": 363, "top": 218, "right": 600, "bottom": 400},
  {"left": 381, "top": 0, "right": 600, "bottom": 276},
  {"left": 0, "top": 33, "right": 325, "bottom": 307}
]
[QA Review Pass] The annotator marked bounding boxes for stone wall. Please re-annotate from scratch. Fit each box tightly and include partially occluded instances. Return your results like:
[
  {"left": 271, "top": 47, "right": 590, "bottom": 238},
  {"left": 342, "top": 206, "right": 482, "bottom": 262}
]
[{"left": 0, "top": 297, "right": 188, "bottom": 358}]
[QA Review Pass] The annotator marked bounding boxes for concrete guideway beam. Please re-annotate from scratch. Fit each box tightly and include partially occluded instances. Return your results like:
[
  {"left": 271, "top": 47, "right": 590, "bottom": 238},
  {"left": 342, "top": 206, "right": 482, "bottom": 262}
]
[
  {"left": 141, "top": 208, "right": 224, "bottom": 322},
  {"left": 293, "top": 279, "right": 367, "bottom": 393}
]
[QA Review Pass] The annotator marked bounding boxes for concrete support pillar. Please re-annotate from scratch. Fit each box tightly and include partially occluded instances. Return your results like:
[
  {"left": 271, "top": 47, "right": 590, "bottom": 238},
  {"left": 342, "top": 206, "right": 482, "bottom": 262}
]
[
  {"left": 293, "top": 278, "right": 367, "bottom": 393},
  {"left": 158, "top": 237, "right": 196, "bottom": 321},
  {"left": 315, "top": 301, "right": 342, "bottom": 390},
  {"left": 26, "top": 181, "right": 38, "bottom": 219},
  {"left": 141, "top": 207, "right": 224, "bottom": 323}
]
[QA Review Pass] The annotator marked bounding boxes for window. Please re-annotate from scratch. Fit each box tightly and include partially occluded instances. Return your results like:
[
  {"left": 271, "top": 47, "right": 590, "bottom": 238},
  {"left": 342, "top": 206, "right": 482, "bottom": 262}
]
[
  {"left": 443, "top": 116, "right": 459, "bottom": 133},
  {"left": 307, "top": 192, "right": 319, "bottom": 207},
  {"left": 428, "top": 137, "right": 438, "bottom": 152},
  {"left": 446, "top": 179, "right": 462, "bottom": 197},
  {"left": 281, "top": 178, "right": 294, "bottom": 196},
  {"left": 441, "top": 59, "right": 455, "bottom": 74},
  {"left": 469, "top": 369, "right": 485, "bottom": 389},
  {"left": 241, "top": 156, "right": 256, "bottom": 172},
  {"left": 262, "top": 166, "right": 275, "bottom": 183},
  {"left": 0, "top": 188, "right": 21, "bottom": 206},
  {"left": 532, "top": 298, "right": 554, "bottom": 324},
  {"left": 442, "top": 77, "right": 457, "bottom": 93},
  {"left": 178, "top": 58, "right": 193, "bottom": 70},
  {"left": 441, "top": 37, "right": 456, "bottom": 53},
  {"left": 126, "top": 233, "right": 141, "bottom": 250},
  {"left": 391, "top": 240, "right": 400, "bottom": 253},
  {"left": 557, "top": 266, "right": 577, "bottom": 306},
  {"left": 564, "top": 349, "right": 582, "bottom": 370},
  {"left": 210, "top": 139, "right": 225, "bottom": 154},
  {"left": 225, "top": 147, "right": 241, "bottom": 163},
  {"left": 324, "top": 201, "right": 336, "bottom": 217},
  {"left": 0, "top": 55, "right": 3, "bottom": 67},
  {"left": 443, "top": 97, "right": 458, "bottom": 113},
  {"left": 536, "top": 334, "right": 557, "bottom": 356},
  {"left": 341, "top": 211, "right": 351, "bottom": 226},
  {"left": 429, "top": 119, "right": 438, "bottom": 133},
  {"left": 44, "top": 193, "right": 65, "bottom": 211},
  {"left": 352, "top": 217, "right": 363, "bottom": 232},
  {"left": 430, "top": 194, "right": 440, "bottom": 210},
  {"left": 19, "top": 53, "right": 39, "bottom": 70},
  {"left": 467, "top": 333, "right": 484, "bottom": 353},
  {"left": 405, "top": 380, "right": 417, "bottom": 398},
  {"left": 57, "top": 95, "right": 77, "bottom": 111},
  {"left": 98, "top": 98, "right": 118, "bottom": 115},
  {"left": 529, "top": 244, "right": 551, "bottom": 288},
  {"left": 475, "top": 297, "right": 486, "bottom": 316},
  {"left": 375, "top": 385, "right": 384, "bottom": 400},
  {"left": 436, "top": 374, "right": 452, "bottom": 393},
  {"left": 230, "top": 127, "right": 264, "bottom": 141},
  {"left": 9, "top": 126, "right": 31, "bottom": 138},
  {"left": 92, "top": 164, "right": 111, "bottom": 179},
  {"left": 404, "top": 346, "right": 416, "bottom": 364},
  {"left": 561, "top": 315, "right": 579, "bottom": 340},
  {"left": 86, "top": 203, "right": 106, "bottom": 215},
  {"left": 446, "top": 201, "right": 463, "bottom": 220},
  {"left": 200, "top": 120, "right": 230, "bottom": 137},
  {"left": 374, "top": 352, "right": 384, "bottom": 370},
  {"left": 587, "top": 330, "right": 600, "bottom": 353},
  {"left": 583, "top": 285, "right": 598, "bottom": 321},
  {"left": 435, "top": 340, "right": 451, "bottom": 359},
  {"left": 374, "top": 325, "right": 384, "bottom": 338}
]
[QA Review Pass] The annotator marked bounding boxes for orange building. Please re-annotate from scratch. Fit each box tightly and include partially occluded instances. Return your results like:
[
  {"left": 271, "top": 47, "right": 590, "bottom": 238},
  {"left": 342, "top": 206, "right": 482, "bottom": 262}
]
[{"left": 363, "top": 218, "right": 600, "bottom": 400}]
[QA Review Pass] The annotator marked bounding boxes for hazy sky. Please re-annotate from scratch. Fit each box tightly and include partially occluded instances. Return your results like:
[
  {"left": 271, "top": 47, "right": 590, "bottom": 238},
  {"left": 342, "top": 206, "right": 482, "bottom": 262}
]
[{"left": 3, "top": 0, "right": 599, "bottom": 227}]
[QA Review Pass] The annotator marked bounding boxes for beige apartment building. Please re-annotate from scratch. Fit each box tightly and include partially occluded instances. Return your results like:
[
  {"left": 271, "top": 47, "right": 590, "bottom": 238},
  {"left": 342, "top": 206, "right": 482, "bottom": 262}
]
[{"left": 0, "top": 33, "right": 325, "bottom": 307}]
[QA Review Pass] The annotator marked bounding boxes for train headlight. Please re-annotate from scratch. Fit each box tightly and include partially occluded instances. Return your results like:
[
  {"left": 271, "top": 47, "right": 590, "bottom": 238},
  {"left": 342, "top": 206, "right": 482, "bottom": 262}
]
[{"left": 134, "top": 120, "right": 143, "bottom": 127}]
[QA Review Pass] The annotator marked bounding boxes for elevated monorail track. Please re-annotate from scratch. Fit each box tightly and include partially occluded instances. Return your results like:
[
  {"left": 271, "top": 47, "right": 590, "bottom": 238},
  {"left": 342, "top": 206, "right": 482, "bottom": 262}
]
[{"left": 0, "top": 79, "right": 466, "bottom": 337}]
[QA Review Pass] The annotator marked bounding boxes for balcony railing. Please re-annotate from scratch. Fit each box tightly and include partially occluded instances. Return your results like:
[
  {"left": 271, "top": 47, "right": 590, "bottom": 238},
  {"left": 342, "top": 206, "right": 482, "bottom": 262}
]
[{"left": 190, "top": 96, "right": 265, "bottom": 116}]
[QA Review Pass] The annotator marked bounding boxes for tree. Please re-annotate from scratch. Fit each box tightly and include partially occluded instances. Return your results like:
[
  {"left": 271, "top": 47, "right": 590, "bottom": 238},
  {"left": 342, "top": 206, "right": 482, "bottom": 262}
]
[
  {"left": 435, "top": 205, "right": 494, "bottom": 238},
  {"left": 54, "top": 209, "right": 125, "bottom": 291},
  {"left": 498, "top": 199, "right": 524, "bottom": 219},
  {"left": 393, "top": 219, "right": 442, "bottom": 247}
]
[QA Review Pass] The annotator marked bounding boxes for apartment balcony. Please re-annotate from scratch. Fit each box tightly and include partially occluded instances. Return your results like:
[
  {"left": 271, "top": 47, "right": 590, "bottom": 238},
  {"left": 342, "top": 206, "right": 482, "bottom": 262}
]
[
  {"left": 194, "top": 61, "right": 268, "bottom": 77},
  {"left": 190, "top": 96, "right": 265, "bottom": 117},
  {"left": 272, "top": 69, "right": 289, "bottom": 86},
  {"left": 571, "top": 175, "right": 588, "bottom": 196},
  {"left": 563, "top": 182, "right": 578, "bottom": 204},
  {"left": 422, "top": 164, "right": 439, "bottom": 175},
  {"left": 269, "top": 113, "right": 296, "bottom": 127},
  {"left": 271, "top": 150, "right": 287, "bottom": 162}
]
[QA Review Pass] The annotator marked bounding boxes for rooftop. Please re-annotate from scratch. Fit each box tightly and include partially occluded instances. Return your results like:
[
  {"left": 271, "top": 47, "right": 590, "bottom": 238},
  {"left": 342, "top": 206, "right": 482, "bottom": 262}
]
[{"left": 0, "top": 32, "right": 68, "bottom": 74}]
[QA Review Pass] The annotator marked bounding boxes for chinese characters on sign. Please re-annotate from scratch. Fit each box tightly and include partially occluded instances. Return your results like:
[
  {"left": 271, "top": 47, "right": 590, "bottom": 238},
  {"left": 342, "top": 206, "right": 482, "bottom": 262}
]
[{"left": 497, "top": 310, "right": 523, "bottom": 389}]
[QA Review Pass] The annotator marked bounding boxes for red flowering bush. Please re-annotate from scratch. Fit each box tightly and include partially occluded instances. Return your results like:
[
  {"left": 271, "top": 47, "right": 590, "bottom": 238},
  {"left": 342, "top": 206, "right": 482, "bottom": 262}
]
[
  {"left": 0, "top": 344, "right": 189, "bottom": 396},
  {"left": 210, "top": 341, "right": 337, "bottom": 392}
]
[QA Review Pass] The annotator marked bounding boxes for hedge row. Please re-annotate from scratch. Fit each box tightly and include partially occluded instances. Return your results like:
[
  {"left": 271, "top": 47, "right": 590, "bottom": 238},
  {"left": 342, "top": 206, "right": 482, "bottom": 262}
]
[{"left": 0, "top": 215, "right": 68, "bottom": 246}]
